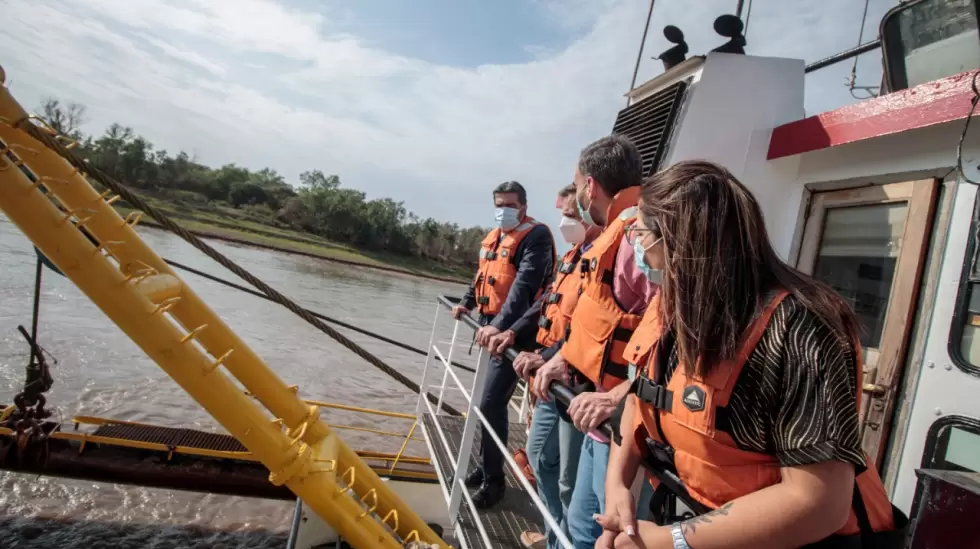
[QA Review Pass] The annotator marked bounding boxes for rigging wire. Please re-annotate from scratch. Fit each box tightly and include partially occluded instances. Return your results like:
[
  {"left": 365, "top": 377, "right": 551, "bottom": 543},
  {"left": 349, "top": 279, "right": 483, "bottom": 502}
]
[
  {"left": 13, "top": 118, "right": 464, "bottom": 418},
  {"left": 956, "top": 70, "right": 980, "bottom": 187},
  {"left": 163, "top": 258, "right": 477, "bottom": 374},
  {"left": 627, "top": 0, "right": 657, "bottom": 106},
  {"left": 849, "top": 0, "right": 879, "bottom": 99},
  {"left": 743, "top": 0, "right": 753, "bottom": 37},
  {"left": 953, "top": 70, "right": 980, "bottom": 278}
]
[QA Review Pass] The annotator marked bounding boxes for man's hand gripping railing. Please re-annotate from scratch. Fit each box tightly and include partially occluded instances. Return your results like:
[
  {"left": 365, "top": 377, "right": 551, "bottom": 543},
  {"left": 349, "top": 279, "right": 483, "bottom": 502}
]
[{"left": 437, "top": 294, "right": 710, "bottom": 518}]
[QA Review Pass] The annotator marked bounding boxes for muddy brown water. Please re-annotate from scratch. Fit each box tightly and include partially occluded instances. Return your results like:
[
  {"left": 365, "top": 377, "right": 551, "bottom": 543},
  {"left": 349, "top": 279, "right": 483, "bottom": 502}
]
[{"left": 0, "top": 214, "right": 477, "bottom": 548}]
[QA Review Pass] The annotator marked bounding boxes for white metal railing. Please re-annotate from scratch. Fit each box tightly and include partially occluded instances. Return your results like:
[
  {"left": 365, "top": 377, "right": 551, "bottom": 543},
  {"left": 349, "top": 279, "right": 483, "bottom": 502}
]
[{"left": 416, "top": 297, "right": 573, "bottom": 549}]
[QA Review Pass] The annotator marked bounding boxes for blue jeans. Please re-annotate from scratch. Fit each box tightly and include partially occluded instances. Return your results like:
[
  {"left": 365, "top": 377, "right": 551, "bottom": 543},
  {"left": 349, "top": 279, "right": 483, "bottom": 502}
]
[
  {"left": 476, "top": 352, "right": 519, "bottom": 481},
  {"left": 525, "top": 399, "right": 584, "bottom": 549},
  {"left": 566, "top": 436, "right": 610, "bottom": 549}
]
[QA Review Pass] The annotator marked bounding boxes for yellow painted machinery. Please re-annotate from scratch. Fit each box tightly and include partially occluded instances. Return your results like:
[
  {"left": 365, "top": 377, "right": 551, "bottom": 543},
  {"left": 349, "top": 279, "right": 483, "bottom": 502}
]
[{"left": 0, "top": 66, "right": 448, "bottom": 549}]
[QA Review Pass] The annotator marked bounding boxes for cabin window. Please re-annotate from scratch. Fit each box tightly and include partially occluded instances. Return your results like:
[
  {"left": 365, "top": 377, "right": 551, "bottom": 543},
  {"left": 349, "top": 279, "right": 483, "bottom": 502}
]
[
  {"left": 922, "top": 415, "right": 980, "bottom": 473},
  {"left": 881, "top": 0, "right": 980, "bottom": 92},
  {"left": 951, "top": 195, "right": 980, "bottom": 377},
  {"left": 798, "top": 180, "right": 939, "bottom": 465},
  {"left": 811, "top": 203, "right": 908, "bottom": 349}
]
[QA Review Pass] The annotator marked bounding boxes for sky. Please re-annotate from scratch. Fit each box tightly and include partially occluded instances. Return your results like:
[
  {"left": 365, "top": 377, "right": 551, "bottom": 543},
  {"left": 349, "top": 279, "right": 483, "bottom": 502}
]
[{"left": 0, "top": 0, "right": 896, "bottom": 232}]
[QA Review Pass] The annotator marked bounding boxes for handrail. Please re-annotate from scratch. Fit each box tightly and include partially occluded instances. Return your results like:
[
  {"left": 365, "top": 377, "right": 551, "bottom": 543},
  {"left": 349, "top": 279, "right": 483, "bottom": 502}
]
[
  {"left": 422, "top": 297, "right": 573, "bottom": 548},
  {"left": 434, "top": 294, "right": 710, "bottom": 516}
]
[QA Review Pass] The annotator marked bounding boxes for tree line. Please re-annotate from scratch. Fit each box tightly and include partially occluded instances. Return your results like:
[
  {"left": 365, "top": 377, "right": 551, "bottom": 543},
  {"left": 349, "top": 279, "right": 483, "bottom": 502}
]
[{"left": 37, "top": 99, "right": 490, "bottom": 268}]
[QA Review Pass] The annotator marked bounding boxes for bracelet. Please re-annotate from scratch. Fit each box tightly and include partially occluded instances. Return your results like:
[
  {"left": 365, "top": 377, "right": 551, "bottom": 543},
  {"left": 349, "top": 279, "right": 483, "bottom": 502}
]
[{"left": 670, "top": 524, "right": 691, "bottom": 549}]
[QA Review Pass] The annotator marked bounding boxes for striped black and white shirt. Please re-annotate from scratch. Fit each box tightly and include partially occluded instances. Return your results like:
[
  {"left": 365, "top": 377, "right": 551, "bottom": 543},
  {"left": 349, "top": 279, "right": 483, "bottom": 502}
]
[{"left": 661, "top": 295, "right": 866, "bottom": 471}]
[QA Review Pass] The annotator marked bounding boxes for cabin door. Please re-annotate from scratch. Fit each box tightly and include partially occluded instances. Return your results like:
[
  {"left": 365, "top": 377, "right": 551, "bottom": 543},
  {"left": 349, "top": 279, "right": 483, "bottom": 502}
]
[{"left": 797, "top": 179, "right": 939, "bottom": 467}]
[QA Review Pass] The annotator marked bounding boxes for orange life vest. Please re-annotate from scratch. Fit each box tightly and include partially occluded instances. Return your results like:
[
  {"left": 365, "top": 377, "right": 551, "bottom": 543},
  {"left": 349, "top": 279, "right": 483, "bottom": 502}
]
[
  {"left": 626, "top": 291, "right": 902, "bottom": 540},
  {"left": 473, "top": 218, "right": 553, "bottom": 317},
  {"left": 535, "top": 245, "right": 585, "bottom": 348},
  {"left": 560, "top": 186, "right": 642, "bottom": 391}
]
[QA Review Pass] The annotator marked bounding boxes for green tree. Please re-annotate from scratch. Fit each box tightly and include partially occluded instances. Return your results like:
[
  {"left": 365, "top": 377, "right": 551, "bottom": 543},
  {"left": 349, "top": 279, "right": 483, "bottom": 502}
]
[{"left": 36, "top": 98, "right": 495, "bottom": 270}]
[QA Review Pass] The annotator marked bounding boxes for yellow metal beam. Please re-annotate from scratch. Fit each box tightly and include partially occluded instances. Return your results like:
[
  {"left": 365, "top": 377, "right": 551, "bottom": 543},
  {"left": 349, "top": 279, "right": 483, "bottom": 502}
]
[{"left": 0, "top": 79, "right": 446, "bottom": 548}]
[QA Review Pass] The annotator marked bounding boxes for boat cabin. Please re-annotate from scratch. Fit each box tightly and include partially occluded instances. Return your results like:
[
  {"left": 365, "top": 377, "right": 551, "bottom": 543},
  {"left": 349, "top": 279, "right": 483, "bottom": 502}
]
[
  {"left": 605, "top": 0, "right": 980, "bottom": 541},
  {"left": 411, "top": 1, "right": 980, "bottom": 547}
]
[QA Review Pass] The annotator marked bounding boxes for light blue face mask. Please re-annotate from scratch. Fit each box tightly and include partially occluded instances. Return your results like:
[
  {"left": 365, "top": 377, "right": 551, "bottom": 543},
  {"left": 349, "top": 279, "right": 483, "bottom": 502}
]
[
  {"left": 633, "top": 236, "right": 663, "bottom": 285},
  {"left": 495, "top": 207, "right": 520, "bottom": 231},
  {"left": 576, "top": 188, "right": 596, "bottom": 227}
]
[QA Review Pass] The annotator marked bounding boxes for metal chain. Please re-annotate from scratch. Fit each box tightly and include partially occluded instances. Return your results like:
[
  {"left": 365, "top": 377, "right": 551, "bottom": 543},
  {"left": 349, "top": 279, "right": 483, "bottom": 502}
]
[
  {"left": 13, "top": 119, "right": 463, "bottom": 417},
  {"left": 1, "top": 257, "right": 56, "bottom": 461}
]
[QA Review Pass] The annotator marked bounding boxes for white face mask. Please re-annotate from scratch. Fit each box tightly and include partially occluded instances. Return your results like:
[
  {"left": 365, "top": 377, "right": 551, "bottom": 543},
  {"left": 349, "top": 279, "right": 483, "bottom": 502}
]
[
  {"left": 495, "top": 207, "right": 520, "bottom": 231},
  {"left": 558, "top": 216, "right": 586, "bottom": 244}
]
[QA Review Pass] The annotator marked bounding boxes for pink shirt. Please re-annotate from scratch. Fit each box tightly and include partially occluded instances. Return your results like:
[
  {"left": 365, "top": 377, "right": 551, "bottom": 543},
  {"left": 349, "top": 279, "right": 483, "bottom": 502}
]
[{"left": 562, "top": 234, "right": 658, "bottom": 443}]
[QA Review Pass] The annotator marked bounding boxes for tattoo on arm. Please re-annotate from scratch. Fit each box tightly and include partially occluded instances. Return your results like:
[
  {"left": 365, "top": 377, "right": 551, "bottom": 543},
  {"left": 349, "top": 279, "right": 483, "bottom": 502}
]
[{"left": 679, "top": 502, "right": 734, "bottom": 536}]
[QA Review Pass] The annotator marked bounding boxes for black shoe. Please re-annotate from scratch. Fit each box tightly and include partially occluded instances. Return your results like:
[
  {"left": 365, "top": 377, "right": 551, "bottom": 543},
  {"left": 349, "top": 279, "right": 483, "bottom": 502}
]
[
  {"left": 472, "top": 478, "right": 506, "bottom": 510},
  {"left": 463, "top": 469, "right": 484, "bottom": 488}
]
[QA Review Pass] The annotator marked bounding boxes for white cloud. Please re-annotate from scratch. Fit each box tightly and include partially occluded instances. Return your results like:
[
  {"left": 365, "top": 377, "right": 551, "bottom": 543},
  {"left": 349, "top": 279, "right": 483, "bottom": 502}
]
[
  {"left": 138, "top": 34, "right": 226, "bottom": 76},
  {"left": 0, "top": 0, "right": 896, "bottom": 231}
]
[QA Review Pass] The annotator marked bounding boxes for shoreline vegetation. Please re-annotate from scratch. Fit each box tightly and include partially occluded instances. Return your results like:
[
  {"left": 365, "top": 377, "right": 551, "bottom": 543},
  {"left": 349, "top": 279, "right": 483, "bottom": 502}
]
[
  {"left": 115, "top": 199, "right": 471, "bottom": 285},
  {"left": 38, "top": 98, "right": 485, "bottom": 284}
]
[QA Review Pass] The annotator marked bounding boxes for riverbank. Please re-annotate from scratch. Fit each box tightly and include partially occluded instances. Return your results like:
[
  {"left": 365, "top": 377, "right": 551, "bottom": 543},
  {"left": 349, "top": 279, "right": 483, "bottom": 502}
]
[{"left": 113, "top": 196, "right": 472, "bottom": 285}]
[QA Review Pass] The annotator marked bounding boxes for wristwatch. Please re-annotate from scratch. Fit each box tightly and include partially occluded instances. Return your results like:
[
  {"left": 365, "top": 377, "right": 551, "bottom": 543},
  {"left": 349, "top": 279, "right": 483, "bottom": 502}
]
[{"left": 670, "top": 524, "right": 691, "bottom": 549}]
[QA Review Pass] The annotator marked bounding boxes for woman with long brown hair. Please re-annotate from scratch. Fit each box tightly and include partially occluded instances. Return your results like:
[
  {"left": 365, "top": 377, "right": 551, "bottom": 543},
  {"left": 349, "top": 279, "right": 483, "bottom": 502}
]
[{"left": 595, "top": 160, "right": 905, "bottom": 549}]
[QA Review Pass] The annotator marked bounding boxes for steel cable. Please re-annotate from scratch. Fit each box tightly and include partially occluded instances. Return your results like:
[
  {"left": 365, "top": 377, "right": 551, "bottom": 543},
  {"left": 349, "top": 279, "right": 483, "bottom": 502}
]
[
  {"left": 164, "top": 258, "right": 477, "bottom": 374},
  {"left": 14, "top": 119, "right": 463, "bottom": 417}
]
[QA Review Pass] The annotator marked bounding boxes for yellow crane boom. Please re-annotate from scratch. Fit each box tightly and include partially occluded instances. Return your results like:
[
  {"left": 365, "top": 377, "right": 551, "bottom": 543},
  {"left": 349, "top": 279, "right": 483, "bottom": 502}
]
[{"left": 0, "top": 69, "right": 446, "bottom": 549}]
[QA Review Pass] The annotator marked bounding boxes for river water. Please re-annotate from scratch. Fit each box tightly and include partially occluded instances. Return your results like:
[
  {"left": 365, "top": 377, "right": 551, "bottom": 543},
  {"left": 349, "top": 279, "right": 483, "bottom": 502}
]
[{"left": 0, "top": 214, "right": 476, "bottom": 548}]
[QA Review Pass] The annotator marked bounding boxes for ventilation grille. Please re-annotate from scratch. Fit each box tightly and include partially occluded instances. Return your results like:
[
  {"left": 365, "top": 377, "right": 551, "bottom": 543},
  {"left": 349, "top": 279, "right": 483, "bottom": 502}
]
[{"left": 611, "top": 80, "right": 687, "bottom": 176}]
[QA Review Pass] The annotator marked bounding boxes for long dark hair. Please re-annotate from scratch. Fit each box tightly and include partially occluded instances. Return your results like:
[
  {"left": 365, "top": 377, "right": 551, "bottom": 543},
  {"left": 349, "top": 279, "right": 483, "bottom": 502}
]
[{"left": 638, "top": 160, "right": 861, "bottom": 376}]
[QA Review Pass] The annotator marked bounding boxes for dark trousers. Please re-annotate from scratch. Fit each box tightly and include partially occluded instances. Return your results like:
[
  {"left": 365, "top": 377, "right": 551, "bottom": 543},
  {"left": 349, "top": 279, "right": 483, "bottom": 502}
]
[{"left": 477, "top": 351, "right": 519, "bottom": 481}]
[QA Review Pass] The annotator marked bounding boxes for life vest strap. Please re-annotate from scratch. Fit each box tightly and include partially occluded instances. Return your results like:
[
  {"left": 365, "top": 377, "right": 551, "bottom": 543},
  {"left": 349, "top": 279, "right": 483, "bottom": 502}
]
[
  {"left": 603, "top": 362, "right": 629, "bottom": 380},
  {"left": 612, "top": 326, "right": 634, "bottom": 342},
  {"left": 634, "top": 376, "right": 673, "bottom": 412}
]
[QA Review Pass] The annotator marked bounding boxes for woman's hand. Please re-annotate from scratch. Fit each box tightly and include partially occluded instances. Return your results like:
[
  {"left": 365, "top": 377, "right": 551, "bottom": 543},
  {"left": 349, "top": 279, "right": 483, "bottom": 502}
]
[{"left": 595, "top": 481, "right": 636, "bottom": 548}]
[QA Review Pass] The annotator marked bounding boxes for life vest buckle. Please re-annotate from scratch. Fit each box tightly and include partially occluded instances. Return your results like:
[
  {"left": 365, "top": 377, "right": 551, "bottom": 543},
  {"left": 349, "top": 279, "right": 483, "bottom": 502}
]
[
  {"left": 477, "top": 296, "right": 490, "bottom": 305},
  {"left": 558, "top": 262, "right": 575, "bottom": 274},
  {"left": 546, "top": 292, "right": 562, "bottom": 305},
  {"left": 635, "top": 376, "right": 672, "bottom": 412},
  {"left": 487, "top": 276, "right": 496, "bottom": 286},
  {"left": 537, "top": 316, "right": 552, "bottom": 330},
  {"left": 486, "top": 252, "right": 498, "bottom": 260}
]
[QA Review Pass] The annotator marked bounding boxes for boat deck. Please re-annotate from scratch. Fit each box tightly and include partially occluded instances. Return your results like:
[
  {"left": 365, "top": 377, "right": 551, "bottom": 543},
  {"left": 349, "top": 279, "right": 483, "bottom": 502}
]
[{"left": 421, "top": 413, "right": 543, "bottom": 549}]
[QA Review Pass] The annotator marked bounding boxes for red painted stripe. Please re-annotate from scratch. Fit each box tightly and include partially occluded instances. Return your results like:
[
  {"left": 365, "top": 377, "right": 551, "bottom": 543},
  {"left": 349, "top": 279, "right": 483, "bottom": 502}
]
[{"left": 768, "top": 70, "right": 978, "bottom": 159}]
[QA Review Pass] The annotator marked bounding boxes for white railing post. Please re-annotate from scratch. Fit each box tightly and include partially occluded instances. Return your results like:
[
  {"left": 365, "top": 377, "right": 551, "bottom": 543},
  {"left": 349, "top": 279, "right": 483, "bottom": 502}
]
[
  {"left": 518, "top": 382, "right": 530, "bottom": 425},
  {"left": 447, "top": 347, "right": 492, "bottom": 523},
  {"left": 472, "top": 407, "right": 575, "bottom": 549},
  {"left": 435, "top": 320, "right": 461, "bottom": 413},
  {"left": 416, "top": 302, "right": 443, "bottom": 417}
]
